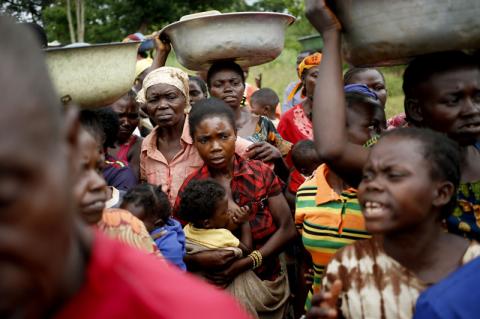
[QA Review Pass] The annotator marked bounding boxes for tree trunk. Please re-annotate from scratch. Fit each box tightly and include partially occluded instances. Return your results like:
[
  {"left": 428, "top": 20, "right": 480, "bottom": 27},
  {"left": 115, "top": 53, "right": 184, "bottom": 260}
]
[
  {"left": 75, "top": 0, "right": 84, "bottom": 42},
  {"left": 66, "top": 0, "right": 76, "bottom": 43},
  {"left": 79, "top": 0, "right": 85, "bottom": 42}
]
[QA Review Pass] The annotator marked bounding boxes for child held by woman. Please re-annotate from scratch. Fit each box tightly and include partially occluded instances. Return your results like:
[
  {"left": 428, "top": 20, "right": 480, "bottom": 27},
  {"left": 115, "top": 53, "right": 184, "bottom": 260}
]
[
  {"left": 121, "top": 183, "right": 186, "bottom": 270},
  {"left": 178, "top": 178, "right": 289, "bottom": 318}
]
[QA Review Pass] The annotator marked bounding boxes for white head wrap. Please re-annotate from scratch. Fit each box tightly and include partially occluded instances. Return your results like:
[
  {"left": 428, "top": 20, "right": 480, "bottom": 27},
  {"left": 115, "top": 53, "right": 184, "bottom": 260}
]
[{"left": 136, "top": 66, "right": 191, "bottom": 113}]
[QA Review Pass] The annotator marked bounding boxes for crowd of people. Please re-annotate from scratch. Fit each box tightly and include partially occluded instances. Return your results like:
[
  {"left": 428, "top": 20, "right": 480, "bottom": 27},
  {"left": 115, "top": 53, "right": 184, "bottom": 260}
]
[{"left": 2, "top": 0, "right": 480, "bottom": 318}]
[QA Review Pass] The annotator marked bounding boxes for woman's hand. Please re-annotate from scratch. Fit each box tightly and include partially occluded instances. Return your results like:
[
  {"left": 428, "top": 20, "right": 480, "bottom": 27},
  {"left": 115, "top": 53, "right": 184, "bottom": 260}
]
[
  {"left": 304, "top": 0, "right": 342, "bottom": 35},
  {"left": 255, "top": 73, "right": 263, "bottom": 89},
  {"left": 306, "top": 280, "right": 343, "bottom": 319},
  {"left": 150, "top": 32, "right": 171, "bottom": 69},
  {"left": 154, "top": 32, "right": 171, "bottom": 55},
  {"left": 205, "top": 257, "right": 251, "bottom": 288},
  {"left": 246, "top": 142, "right": 282, "bottom": 162}
]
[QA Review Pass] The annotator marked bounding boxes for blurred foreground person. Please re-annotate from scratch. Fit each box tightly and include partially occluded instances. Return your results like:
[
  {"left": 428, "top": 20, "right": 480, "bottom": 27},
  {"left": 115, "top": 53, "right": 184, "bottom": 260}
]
[{"left": 0, "top": 16, "right": 251, "bottom": 319}]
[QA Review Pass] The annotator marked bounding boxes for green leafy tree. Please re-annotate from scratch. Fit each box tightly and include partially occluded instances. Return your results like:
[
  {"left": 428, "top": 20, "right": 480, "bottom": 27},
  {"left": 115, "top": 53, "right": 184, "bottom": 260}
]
[
  {"left": 41, "top": 0, "right": 249, "bottom": 44},
  {"left": 3, "top": 0, "right": 313, "bottom": 47},
  {"left": 1, "top": 0, "right": 54, "bottom": 23}
]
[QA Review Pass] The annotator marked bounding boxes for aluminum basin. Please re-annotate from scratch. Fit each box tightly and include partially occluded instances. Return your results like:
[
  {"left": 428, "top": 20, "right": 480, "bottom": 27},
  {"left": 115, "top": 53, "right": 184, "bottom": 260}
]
[
  {"left": 332, "top": 0, "right": 480, "bottom": 66},
  {"left": 45, "top": 42, "right": 139, "bottom": 108},
  {"left": 161, "top": 12, "right": 295, "bottom": 71}
]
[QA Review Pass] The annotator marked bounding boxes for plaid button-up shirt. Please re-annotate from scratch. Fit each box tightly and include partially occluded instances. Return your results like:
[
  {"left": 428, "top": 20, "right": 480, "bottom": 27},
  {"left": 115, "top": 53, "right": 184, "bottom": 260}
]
[{"left": 174, "top": 154, "right": 284, "bottom": 280}]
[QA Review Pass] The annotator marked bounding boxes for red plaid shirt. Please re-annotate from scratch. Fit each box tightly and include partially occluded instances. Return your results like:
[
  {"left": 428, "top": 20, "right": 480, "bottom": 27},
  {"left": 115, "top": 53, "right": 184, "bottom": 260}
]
[{"left": 174, "top": 154, "right": 284, "bottom": 280}]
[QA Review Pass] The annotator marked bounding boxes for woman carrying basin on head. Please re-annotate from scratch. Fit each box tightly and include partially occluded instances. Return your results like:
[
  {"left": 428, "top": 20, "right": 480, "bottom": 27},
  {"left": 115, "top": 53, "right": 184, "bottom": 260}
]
[{"left": 207, "top": 60, "right": 292, "bottom": 181}]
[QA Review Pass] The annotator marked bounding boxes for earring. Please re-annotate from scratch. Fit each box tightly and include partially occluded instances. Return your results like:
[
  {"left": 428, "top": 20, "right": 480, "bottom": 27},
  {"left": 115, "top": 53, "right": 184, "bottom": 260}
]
[{"left": 301, "top": 87, "right": 307, "bottom": 99}]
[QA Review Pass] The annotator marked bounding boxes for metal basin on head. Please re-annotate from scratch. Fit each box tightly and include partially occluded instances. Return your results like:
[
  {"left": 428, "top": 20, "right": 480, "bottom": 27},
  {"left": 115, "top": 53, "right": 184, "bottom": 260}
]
[
  {"left": 332, "top": 0, "right": 480, "bottom": 66},
  {"left": 161, "top": 11, "right": 295, "bottom": 71},
  {"left": 45, "top": 42, "right": 139, "bottom": 108}
]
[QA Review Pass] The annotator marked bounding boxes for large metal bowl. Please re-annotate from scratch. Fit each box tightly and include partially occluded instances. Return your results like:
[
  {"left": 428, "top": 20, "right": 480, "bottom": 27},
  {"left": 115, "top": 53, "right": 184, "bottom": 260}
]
[
  {"left": 331, "top": 0, "right": 480, "bottom": 66},
  {"left": 45, "top": 42, "right": 139, "bottom": 108},
  {"left": 160, "top": 12, "right": 295, "bottom": 71}
]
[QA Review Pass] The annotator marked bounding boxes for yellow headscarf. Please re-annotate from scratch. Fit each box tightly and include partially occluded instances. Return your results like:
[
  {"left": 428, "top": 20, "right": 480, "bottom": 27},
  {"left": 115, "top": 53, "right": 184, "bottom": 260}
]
[
  {"left": 136, "top": 66, "right": 191, "bottom": 113},
  {"left": 287, "top": 52, "right": 323, "bottom": 102}
]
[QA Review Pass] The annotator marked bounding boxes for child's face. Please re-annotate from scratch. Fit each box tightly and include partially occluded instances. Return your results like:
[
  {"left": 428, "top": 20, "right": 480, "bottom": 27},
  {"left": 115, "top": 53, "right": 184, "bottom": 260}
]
[
  {"left": 73, "top": 129, "right": 107, "bottom": 225},
  {"left": 295, "top": 152, "right": 321, "bottom": 177},
  {"left": 415, "top": 68, "right": 480, "bottom": 145},
  {"left": 207, "top": 196, "right": 231, "bottom": 229},
  {"left": 348, "top": 69, "right": 387, "bottom": 107},
  {"left": 194, "top": 116, "right": 236, "bottom": 171},
  {"left": 358, "top": 136, "right": 442, "bottom": 234},
  {"left": 121, "top": 201, "right": 145, "bottom": 220},
  {"left": 346, "top": 102, "right": 379, "bottom": 145},
  {"left": 250, "top": 101, "right": 268, "bottom": 117},
  {"left": 121, "top": 201, "right": 156, "bottom": 231}
]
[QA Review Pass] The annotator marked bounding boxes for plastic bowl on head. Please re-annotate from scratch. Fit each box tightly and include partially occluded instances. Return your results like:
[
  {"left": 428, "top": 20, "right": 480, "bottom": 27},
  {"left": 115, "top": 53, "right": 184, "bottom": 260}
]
[
  {"left": 44, "top": 41, "right": 140, "bottom": 108},
  {"left": 160, "top": 11, "right": 295, "bottom": 71}
]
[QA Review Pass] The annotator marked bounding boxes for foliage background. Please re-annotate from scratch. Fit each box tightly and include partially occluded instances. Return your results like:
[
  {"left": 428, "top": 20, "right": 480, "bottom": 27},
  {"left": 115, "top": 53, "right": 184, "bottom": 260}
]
[{"left": 1, "top": 0, "right": 405, "bottom": 117}]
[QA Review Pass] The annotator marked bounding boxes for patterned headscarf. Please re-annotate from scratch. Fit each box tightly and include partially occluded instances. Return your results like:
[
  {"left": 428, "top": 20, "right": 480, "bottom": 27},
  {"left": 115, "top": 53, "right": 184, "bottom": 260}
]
[
  {"left": 136, "top": 66, "right": 191, "bottom": 113},
  {"left": 287, "top": 52, "right": 323, "bottom": 102},
  {"left": 297, "top": 52, "right": 322, "bottom": 78}
]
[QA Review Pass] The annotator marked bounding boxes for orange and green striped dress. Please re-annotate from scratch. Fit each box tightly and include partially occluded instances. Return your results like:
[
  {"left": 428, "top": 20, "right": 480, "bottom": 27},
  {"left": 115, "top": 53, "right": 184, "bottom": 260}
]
[{"left": 295, "top": 164, "right": 370, "bottom": 310}]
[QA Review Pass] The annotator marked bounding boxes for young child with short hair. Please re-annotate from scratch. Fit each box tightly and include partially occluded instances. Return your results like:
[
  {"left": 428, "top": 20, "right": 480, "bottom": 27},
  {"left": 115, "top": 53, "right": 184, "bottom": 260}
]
[
  {"left": 291, "top": 140, "right": 323, "bottom": 188},
  {"left": 250, "top": 88, "right": 281, "bottom": 127},
  {"left": 178, "top": 179, "right": 252, "bottom": 263},
  {"left": 178, "top": 178, "right": 288, "bottom": 318},
  {"left": 121, "top": 183, "right": 186, "bottom": 270},
  {"left": 284, "top": 139, "right": 323, "bottom": 208}
]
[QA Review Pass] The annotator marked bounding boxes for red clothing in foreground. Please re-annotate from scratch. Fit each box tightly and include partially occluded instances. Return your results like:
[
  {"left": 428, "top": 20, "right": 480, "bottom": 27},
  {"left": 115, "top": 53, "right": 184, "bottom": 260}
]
[{"left": 54, "top": 232, "right": 252, "bottom": 319}]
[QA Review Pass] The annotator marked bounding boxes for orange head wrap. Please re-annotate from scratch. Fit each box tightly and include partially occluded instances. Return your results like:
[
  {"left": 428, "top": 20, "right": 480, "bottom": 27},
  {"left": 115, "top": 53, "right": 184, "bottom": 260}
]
[
  {"left": 297, "top": 52, "right": 322, "bottom": 78},
  {"left": 287, "top": 52, "right": 323, "bottom": 102}
]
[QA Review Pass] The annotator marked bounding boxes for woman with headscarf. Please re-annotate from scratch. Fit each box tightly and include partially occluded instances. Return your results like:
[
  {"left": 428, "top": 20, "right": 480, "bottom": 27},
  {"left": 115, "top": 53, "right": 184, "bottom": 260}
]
[
  {"left": 277, "top": 53, "right": 323, "bottom": 200},
  {"left": 277, "top": 53, "right": 322, "bottom": 145},
  {"left": 138, "top": 66, "right": 251, "bottom": 206}
]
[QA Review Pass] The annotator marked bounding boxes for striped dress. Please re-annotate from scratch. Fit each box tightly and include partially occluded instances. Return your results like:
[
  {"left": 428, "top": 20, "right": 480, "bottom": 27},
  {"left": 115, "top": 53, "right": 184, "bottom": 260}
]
[{"left": 295, "top": 164, "right": 370, "bottom": 310}]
